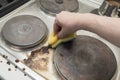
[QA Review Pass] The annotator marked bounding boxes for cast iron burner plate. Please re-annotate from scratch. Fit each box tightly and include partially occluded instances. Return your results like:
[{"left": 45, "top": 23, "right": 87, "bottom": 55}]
[
  {"left": 54, "top": 35, "right": 117, "bottom": 80},
  {"left": 1, "top": 15, "right": 48, "bottom": 49},
  {"left": 39, "top": 0, "right": 79, "bottom": 16}
]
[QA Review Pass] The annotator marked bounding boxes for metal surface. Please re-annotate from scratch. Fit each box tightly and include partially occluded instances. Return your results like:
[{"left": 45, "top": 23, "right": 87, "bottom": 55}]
[
  {"left": 0, "top": 0, "right": 30, "bottom": 17},
  {"left": 98, "top": 0, "right": 120, "bottom": 17},
  {"left": 1, "top": 15, "right": 48, "bottom": 49},
  {"left": 38, "top": 0, "right": 79, "bottom": 16},
  {"left": 54, "top": 35, "right": 117, "bottom": 80},
  {"left": 0, "top": 0, "right": 120, "bottom": 80}
]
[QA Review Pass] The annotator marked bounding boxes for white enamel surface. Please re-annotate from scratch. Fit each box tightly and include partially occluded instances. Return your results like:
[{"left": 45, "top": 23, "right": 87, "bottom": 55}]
[{"left": 0, "top": 0, "right": 119, "bottom": 80}]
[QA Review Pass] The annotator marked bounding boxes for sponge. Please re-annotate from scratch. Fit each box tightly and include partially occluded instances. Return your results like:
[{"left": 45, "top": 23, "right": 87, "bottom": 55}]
[
  {"left": 48, "top": 32, "right": 58, "bottom": 45},
  {"left": 48, "top": 32, "right": 76, "bottom": 48}
]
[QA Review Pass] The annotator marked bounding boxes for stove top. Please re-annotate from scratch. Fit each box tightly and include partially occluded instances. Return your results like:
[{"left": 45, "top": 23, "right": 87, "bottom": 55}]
[{"left": 0, "top": 0, "right": 120, "bottom": 80}]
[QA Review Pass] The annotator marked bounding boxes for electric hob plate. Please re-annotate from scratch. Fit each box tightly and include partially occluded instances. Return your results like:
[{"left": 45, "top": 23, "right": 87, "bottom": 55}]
[
  {"left": 1, "top": 15, "right": 48, "bottom": 49},
  {"left": 39, "top": 0, "right": 79, "bottom": 16},
  {"left": 54, "top": 35, "right": 117, "bottom": 80}
]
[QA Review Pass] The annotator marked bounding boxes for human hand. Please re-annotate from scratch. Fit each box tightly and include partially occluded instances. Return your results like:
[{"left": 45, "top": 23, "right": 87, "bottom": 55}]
[{"left": 54, "top": 11, "right": 81, "bottom": 38}]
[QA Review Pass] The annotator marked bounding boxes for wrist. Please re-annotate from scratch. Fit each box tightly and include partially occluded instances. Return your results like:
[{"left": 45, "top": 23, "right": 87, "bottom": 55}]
[{"left": 76, "top": 13, "right": 98, "bottom": 31}]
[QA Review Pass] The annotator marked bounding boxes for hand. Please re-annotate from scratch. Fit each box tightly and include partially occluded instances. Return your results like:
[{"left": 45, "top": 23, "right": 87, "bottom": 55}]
[{"left": 54, "top": 11, "right": 81, "bottom": 38}]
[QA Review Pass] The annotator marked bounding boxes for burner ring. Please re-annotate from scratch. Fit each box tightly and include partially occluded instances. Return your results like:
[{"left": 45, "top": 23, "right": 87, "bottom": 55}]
[
  {"left": 54, "top": 35, "right": 117, "bottom": 80},
  {"left": 39, "top": 0, "right": 79, "bottom": 16},
  {"left": 2, "top": 15, "right": 48, "bottom": 49}
]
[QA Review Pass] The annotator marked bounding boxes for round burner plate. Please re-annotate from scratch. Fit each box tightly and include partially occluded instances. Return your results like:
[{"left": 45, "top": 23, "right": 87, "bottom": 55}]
[
  {"left": 54, "top": 35, "right": 117, "bottom": 80},
  {"left": 2, "top": 15, "right": 48, "bottom": 49},
  {"left": 39, "top": 0, "right": 79, "bottom": 16}
]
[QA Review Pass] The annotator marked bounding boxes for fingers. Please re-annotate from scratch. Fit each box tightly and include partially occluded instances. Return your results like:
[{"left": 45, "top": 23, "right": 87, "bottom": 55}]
[
  {"left": 54, "top": 16, "right": 65, "bottom": 38},
  {"left": 53, "top": 19, "right": 61, "bottom": 35},
  {"left": 53, "top": 11, "right": 76, "bottom": 38},
  {"left": 58, "top": 27, "right": 73, "bottom": 38},
  {"left": 53, "top": 12, "right": 69, "bottom": 38},
  {"left": 53, "top": 19, "right": 66, "bottom": 38},
  {"left": 58, "top": 28, "right": 68, "bottom": 38}
]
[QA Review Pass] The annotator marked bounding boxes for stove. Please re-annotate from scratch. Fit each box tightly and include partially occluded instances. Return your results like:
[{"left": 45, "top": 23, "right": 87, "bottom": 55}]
[{"left": 0, "top": 0, "right": 120, "bottom": 80}]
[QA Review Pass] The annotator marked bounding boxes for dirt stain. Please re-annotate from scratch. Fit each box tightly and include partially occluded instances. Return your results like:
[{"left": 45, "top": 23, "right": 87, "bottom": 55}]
[{"left": 24, "top": 46, "right": 51, "bottom": 71}]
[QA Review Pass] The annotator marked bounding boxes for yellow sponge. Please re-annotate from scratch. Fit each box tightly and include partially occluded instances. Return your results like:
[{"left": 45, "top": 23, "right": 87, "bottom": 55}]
[
  {"left": 48, "top": 32, "right": 58, "bottom": 45},
  {"left": 48, "top": 32, "right": 76, "bottom": 48}
]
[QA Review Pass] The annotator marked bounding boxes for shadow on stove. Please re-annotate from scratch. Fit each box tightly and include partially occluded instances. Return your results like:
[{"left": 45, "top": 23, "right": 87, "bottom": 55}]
[{"left": 0, "top": 0, "right": 30, "bottom": 17}]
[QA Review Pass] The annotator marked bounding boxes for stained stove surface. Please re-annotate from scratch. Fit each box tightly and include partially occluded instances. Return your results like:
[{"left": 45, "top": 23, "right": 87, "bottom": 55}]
[{"left": 0, "top": 0, "right": 120, "bottom": 80}]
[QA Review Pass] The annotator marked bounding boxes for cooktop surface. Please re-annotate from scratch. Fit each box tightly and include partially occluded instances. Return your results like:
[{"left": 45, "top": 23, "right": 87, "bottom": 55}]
[{"left": 0, "top": 0, "right": 119, "bottom": 80}]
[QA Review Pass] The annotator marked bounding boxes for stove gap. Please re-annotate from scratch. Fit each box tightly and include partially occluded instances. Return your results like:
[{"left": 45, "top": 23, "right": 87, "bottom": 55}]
[
  {"left": 0, "top": 4, "right": 2, "bottom": 8},
  {"left": 0, "top": 0, "right": 30, "bottom": 18},
  {"left": 7, "top": 0, "right": 14, "bottom": 3}
]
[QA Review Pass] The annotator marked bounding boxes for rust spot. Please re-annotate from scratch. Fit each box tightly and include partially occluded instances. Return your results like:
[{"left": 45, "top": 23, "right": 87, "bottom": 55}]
[
  {"left": 31, "top": 46, "right": 50, "bottom": 56},
  {"left": 41, "top": 58, "right": 47, "bottom": 62},
  {"left": 8, "top": 68, "right": 11, "bottom": 71},
  {"left": 29, "top": 57, "right": 48, "bottom": 70},
  {"left": 24, "top": 73, "right": 27, "bottom": 76},
  {"left": 23, "top": 68, "right": 26, "bottom": 71},
  {"left": 23, "top": 59, "right": 27, "bottom": 61},
  {"left": 40, "top": 46, "right": 49, "bottom": 53},
  {"left": 7, "top": 61, "right": 10, "bottom": 65},
  {"left": 24, "top": 58, "right": 32, "bottom": 64},
  {"left": 31, "top": 49, "right": 41, "bottom": 56},
  {"left": 2, "top": 55, "right": 5, "bottom": 58},
  {"left": 31, "top": 52, "right": 36, "bottom": 57},
  {"left": 15, "top": 59, "right": 19, "bottom": 63},
  {"left": 15, "top": 66, "right": 18, "bottom": 68},
  {"left": 2, "top": 55, "right": 8, "bottom": 59}
]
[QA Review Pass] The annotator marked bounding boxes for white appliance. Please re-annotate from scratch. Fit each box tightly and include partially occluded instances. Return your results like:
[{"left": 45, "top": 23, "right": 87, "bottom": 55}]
[{"left": 0, "top": 0, "right": 119, "bottom": 80}]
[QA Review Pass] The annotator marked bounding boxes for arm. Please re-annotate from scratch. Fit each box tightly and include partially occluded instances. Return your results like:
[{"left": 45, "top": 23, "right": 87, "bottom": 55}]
[
  {"left": 54, "top": 11, "right": 120, "bottom": 47},
  {"left": 79, "top": 13, "right": 120, "bottom": 47}
]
